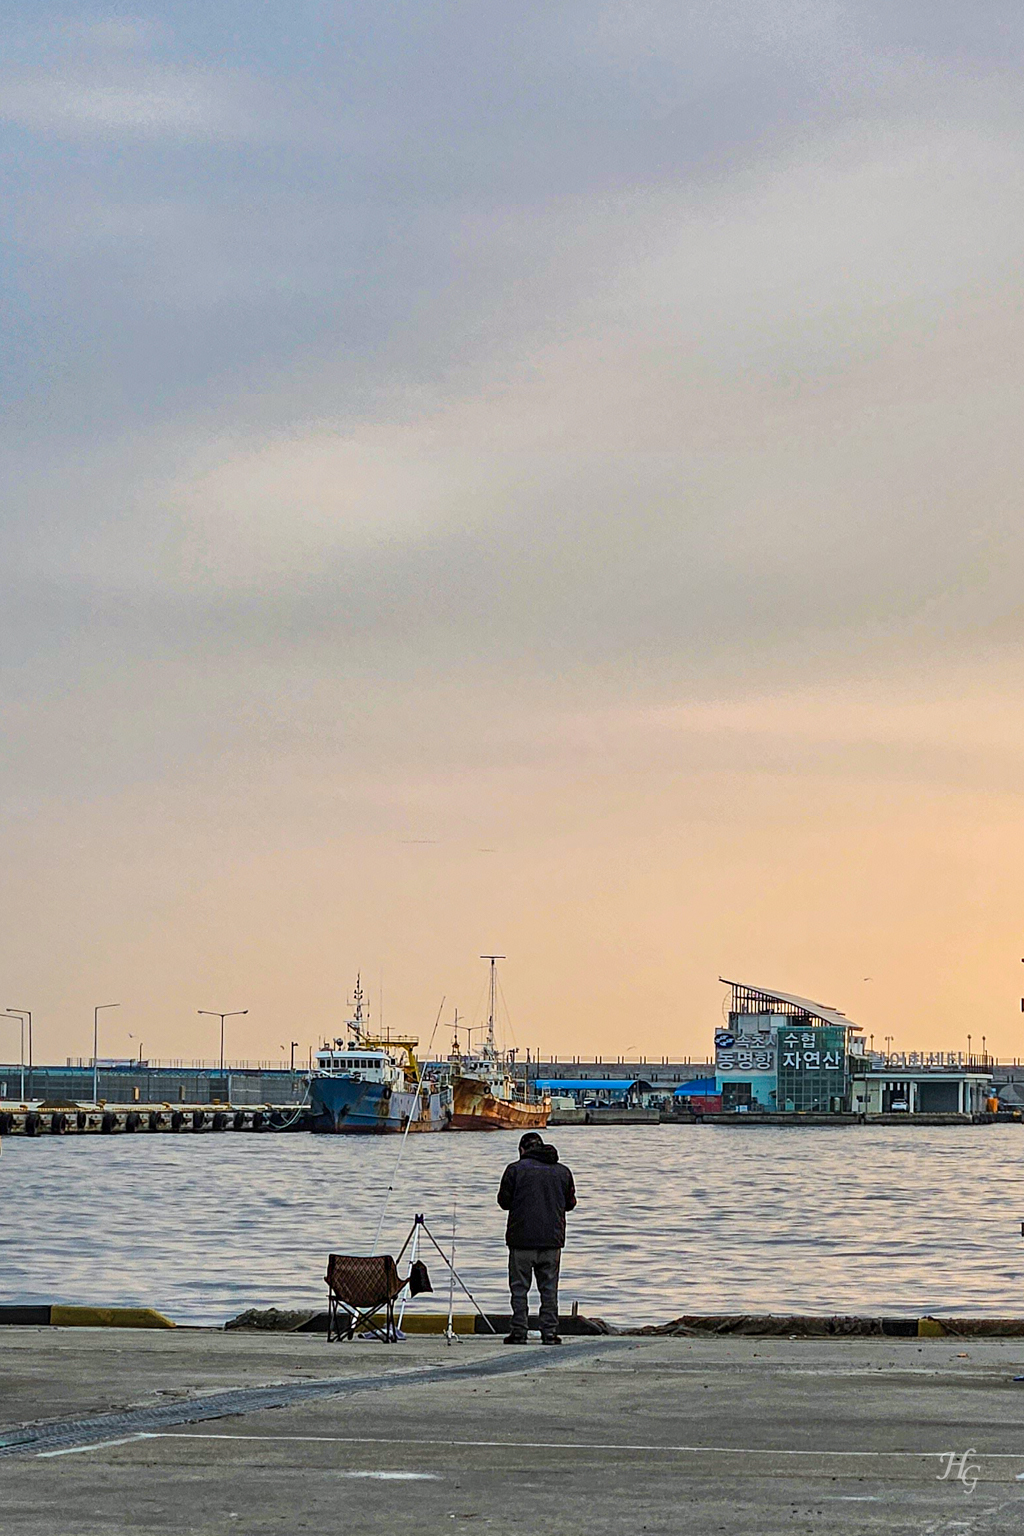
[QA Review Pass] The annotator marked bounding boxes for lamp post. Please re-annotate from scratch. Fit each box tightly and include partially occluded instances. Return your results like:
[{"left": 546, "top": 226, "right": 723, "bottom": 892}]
[
  {"left": 6, "top": 1011, "right": 25, "bottom": 1100},
  {"left": 93, "top": 1004, "right": 120, "bottom": 1102},
  {"left": 199, "top": 1010, "right": 247, "bottom": 1077},
  {"left": 967, "top": 1033, "right": 972, "bottom": 1066},
  {"left": 7, "top": 1010, "right": 31, "bottom": 1100}
]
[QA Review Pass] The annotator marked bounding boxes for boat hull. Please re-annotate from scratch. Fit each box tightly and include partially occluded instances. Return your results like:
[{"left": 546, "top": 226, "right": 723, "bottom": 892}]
[
  {"left": 450, "top": 1077, "right": 550, "bottom": 1132},
  {"left": 309, "top": 1077, "right": 451, "bottom": 1134}
]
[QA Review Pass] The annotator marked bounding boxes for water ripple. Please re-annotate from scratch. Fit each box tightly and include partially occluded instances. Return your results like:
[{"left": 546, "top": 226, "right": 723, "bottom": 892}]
[{"left": 2, "top": 1125, "right": 1023, "bottom": 1325}]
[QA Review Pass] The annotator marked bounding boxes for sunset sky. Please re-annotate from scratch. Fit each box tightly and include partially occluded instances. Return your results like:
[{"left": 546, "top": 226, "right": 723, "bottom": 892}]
[{"left": 3, "top": 2, "right": 1024, "bottom": 1068}]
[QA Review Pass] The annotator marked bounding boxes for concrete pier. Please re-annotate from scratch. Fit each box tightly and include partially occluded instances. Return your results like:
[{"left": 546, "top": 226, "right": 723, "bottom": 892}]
[
  {"left": 0, "top": 1103, "right": 307, "bottom": 1135},
  {"left": 2, "top": 1104, "right": 1012, "bottom": 1136},
  {"left": 4, "top": 1326, "right": 1024, "bottom": 1531}
]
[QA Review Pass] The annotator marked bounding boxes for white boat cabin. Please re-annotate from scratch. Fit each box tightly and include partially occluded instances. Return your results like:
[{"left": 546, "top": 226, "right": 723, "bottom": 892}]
[{"left": 313, "top": 1044, "right": 405, "bottom": 1088}]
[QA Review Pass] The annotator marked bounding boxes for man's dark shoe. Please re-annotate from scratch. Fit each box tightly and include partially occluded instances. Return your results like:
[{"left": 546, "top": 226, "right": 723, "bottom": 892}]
[
  {"left": 504, "top": 1333, "right": 528, "bottom": 1344},
  {"left": 541, "top": 1334, "right": 563, "bottom": 1346}
]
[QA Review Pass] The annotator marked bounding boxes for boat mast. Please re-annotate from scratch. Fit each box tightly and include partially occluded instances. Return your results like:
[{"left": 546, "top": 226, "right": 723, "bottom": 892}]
[
  {"left": 352, "top": 974, "right": 365, "bottom": 1043},
  {"left": 480, "top": 954, "right": 505, "bottom": 1056}
]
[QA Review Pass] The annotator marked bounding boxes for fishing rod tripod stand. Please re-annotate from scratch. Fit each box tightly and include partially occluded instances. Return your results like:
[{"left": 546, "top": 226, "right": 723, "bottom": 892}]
[{"left": 395, "top": 1212, "right": 497, "bottom": 1342}]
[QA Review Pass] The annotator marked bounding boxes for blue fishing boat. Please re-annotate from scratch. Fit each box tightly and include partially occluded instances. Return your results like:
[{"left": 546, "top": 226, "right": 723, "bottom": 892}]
[{"left": 309, "top": 978, "right": 453, "bottom": 1134}]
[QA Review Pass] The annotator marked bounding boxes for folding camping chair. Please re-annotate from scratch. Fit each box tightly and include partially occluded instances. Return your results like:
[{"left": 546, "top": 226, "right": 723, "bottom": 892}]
[{"left": 324, "top": 1253, "right": 431, "bottom": 1342}]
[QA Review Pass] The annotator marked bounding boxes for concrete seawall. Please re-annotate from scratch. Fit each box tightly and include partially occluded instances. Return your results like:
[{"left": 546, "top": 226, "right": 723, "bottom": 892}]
[{"left": 1, "top": 1105, "right": 1016, "bottom": 1136}]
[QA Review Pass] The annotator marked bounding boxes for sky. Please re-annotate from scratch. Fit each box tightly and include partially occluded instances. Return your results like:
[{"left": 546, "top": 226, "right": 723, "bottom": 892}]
[{"left": 3, "top": 1, "right": 1024, "bottom": 1068}]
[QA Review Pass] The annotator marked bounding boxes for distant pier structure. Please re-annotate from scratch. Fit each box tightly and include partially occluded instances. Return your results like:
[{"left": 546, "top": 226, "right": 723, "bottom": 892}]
[{"left": 0, "top": 1060, "right": 306, "bottom": 1108}]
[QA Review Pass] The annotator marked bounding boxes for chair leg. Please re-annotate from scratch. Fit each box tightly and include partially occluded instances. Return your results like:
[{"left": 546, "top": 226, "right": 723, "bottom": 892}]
[
  {"left": 347, "top": 1302, "right": 397, "bottom": 1341},
  {"left": 327, "top": 1294, "right": 354, "bottom": 1343},
  {"left": 327, "top": 1297, "right": 404, "bottom": 1342}
]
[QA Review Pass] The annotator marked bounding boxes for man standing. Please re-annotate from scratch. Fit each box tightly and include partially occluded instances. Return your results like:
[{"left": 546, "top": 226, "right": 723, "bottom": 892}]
[{"left": 497, "top": 1132, "right": 577, "bottom": 1345}]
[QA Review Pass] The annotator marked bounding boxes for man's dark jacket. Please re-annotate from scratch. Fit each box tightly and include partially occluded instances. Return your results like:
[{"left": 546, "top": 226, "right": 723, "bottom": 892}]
[{"left": 497, "top": 1143, "right": 577, "bottom": 1249}]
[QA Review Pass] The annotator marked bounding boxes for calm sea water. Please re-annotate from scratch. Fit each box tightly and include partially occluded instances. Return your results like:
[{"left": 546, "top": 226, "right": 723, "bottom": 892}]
[{"left": 3, "top": 1125, "right": 1024, "bottom": 1326}]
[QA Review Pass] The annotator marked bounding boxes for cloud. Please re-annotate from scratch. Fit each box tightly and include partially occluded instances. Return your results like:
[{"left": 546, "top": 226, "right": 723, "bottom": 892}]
[
  {"left": 0, "top": 15, "right": 261, "bottom": 141},
  {"left": 63, "top": 15, "right": 167, "bottom": 54},
  {"left": 4, "top": 2, "right": 1024, "bottom": 1059},
  {"left": 4, "top": 82, "right": 1024, "bottom": 709},
  {"left": 0, "top": 64, "right": 255, "bottom": 138}
]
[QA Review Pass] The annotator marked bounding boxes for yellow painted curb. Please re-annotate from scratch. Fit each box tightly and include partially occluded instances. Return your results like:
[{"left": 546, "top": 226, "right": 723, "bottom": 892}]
[
  {"left": 918, "top": 1317, "right": 948, "bottom": 1337},
  {"left": 399, "top": 1314, "right": 476, "bottom": 1334},
  {"left": 50, "top": 1306, "right": 176, "bottom": 1330},
  {"left": 351, "top": 1312, "right": 477, "bottom": 1334}
]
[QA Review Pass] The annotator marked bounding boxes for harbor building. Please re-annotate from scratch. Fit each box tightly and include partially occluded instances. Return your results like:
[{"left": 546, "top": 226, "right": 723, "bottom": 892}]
[
  {"left": 715, "top": 979, "right": 862, "bottom": 1113},
  {"left": 850, "top": 1068, "right": 992, "bottom": 1116},
  {"left": 715, "top": 978, "right": 993, "bottom": 1117}
]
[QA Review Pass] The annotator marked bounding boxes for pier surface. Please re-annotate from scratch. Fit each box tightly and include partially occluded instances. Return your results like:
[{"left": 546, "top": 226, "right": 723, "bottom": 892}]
[{"left": 4, "top": 1327, "right": 1024, "bottom": 1532}]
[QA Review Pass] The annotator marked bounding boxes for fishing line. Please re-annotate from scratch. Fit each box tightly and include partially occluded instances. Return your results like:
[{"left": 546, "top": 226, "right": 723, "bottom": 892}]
[
  {"left": 370, "top": 995, "right": 445, "bottom": 1256},
  {"left": 496, "top": 971, "right": 517, "bottom": 1053}
]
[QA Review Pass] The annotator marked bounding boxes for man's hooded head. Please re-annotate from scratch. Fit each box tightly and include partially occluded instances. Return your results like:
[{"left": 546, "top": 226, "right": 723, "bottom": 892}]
[{"left": 518, "top": 1131, "right": 558, "bottom": 1163}]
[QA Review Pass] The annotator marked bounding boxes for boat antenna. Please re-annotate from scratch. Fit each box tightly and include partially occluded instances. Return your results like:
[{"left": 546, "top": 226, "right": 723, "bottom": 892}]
[
  {"left": 351, "top": 973, "right": 366, "bottom": 1043},
  {"left": 370, "top": 993, "right": 446, "bottom": 1256},
  {"left": 480, "top": 955, "right": 505, "bottom": 1055}
]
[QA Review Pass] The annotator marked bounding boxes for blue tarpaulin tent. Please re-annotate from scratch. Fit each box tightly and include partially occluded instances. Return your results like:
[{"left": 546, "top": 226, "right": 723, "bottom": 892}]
[
  {"left": 534, "top": 1079, "right": 649, "bottom": 1098},
  {"left": 673, "top": 1078, "right": 717, "bottom": 1096}
]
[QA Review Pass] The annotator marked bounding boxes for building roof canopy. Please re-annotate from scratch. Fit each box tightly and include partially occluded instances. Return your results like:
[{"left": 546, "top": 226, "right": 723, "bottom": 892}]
[
  {"left": 720, "top": 977, "right": 859, "bottom": 1034},
  {"left": 851, "top": 1068, "right": 992, "bottom": 1082}
]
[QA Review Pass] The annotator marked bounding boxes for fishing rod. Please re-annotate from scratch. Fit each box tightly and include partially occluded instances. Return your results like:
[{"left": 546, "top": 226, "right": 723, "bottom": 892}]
[
  {"left": 445, "top": 1196, "right": 458, "bottom": 1345},
  {"left": 370, "top": 994, "right": 446, "bottom": 1255}
]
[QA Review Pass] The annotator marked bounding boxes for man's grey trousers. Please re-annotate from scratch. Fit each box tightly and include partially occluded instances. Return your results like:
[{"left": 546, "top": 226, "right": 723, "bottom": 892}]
[{"left": 508, "top": 1247, "right": 561, "bottom": 1337}]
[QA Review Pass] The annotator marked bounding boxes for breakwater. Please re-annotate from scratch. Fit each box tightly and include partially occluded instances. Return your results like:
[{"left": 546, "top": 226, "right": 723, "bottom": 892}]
[
  {"left": 0, "top": 1104, "right": 306, "bottom": 1136},
  {"left": 2, "top": 1102, "right": 1013, "bottom": 1135},
  {"left": 1, "top": 1104, "right": 1012, "bottom": 1135}
]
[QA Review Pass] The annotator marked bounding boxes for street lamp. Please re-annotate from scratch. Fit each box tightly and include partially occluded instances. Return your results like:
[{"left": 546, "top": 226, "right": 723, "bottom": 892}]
[
  {"left": 93, "top": 1004, "right": 120, "bottom": 1102},
  {"left": 5, "top": 1011, "right": 25, "bottom": 1101},
  {"left": 7, "top": 1010, "right": 31, "bottom": 1099},
  {"left": 199, "top": 1010, "right": 248, "bottom": 1076}
]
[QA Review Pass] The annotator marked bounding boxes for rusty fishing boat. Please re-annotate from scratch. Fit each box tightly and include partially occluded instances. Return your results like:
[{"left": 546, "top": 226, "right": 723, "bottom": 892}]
[{"left": 445, "top": 957, "right": 550, "bottom": 1132}]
